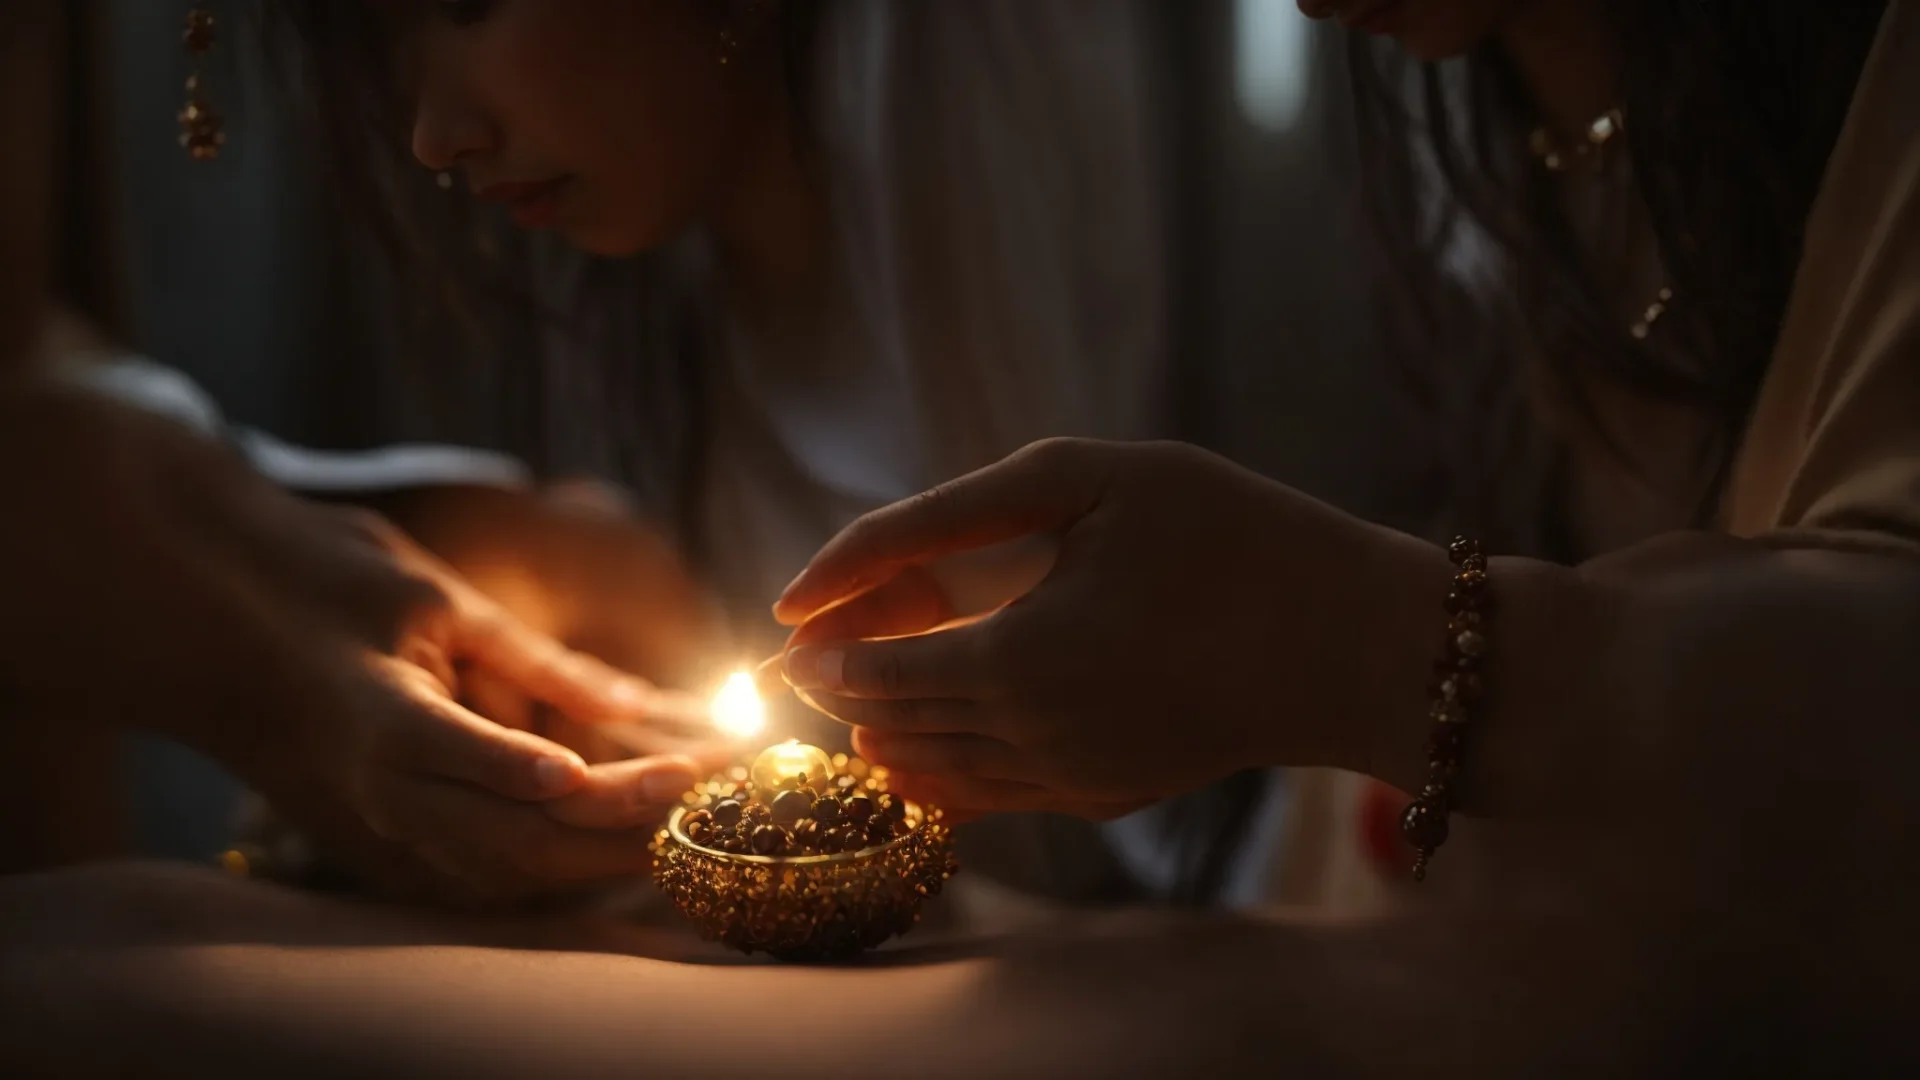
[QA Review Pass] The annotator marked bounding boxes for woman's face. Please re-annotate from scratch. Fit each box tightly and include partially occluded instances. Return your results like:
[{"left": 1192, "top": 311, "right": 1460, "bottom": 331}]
[
  {"left": 1297, "top": 0, "right": 1530, "bottom": 61},
  {"left": 405, "top": 0, "right": 779, "bottom": 257}
]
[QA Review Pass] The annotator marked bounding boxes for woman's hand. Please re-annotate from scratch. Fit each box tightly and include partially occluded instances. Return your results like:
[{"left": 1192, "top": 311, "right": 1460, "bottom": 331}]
[
  {"left": 232, "top": 512, "right": 726, "bottom": 906},
  {"left": 365, "top": 482, "right": 733, "bottom": 767},
  {"left": 770, "top": 439, "right": 1447, "bottom": 819},
  {"left": 0, "top": 385, "right": 721, "bottom": 904}
]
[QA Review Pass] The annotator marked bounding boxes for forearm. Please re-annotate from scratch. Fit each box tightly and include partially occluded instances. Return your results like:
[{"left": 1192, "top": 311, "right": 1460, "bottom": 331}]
[
  {"left": 0, "top": 381, "right": 394, "bottom": 772},
  {"left": 1353, "top": 529, "right": 1920, "bottom": 821}
]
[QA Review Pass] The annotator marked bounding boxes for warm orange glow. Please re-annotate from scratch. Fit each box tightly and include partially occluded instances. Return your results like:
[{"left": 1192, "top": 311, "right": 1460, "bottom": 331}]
[
  {"left": 711, "top": 670, "right": 767, "bottom": 739},
  {"left": 750, "top": 740, "right": 833, "bottom": 792}
]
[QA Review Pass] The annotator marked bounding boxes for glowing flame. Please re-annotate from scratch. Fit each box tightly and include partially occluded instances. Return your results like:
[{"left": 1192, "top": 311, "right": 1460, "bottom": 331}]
[
  {"left": 751, "top": 740, "right": 832, "bottom": 792},
  {"left": 711, "top": 670, "right": 767, "bottom": 739}
]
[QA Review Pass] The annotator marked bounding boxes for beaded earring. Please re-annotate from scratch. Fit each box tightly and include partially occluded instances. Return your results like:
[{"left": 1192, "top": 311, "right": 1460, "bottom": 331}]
[{"left": 179, "top": 3, "right": 224, "bottom": 161}]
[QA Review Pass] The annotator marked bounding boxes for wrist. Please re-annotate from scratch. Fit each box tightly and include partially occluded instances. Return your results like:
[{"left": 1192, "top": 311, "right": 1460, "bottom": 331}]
[
  {"left": 1239, "top": 498, "right": 1451, "bottom": 785},
  {"left": 1334, "top": 536, "right": 1619, "bottom": 819},
  {"left": 1342, "top": 527, "right": 1456, "bottom": 793}
]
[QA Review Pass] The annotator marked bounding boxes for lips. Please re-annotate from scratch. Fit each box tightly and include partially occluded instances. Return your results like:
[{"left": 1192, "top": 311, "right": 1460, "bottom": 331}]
[{"left": 474, "top": 177, "right": 572, "bottom": 229}]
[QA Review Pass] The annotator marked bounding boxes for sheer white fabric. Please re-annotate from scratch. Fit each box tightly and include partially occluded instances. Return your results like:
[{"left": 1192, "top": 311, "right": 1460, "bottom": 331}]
[{"left": 699, "top": 0, "right": 1167, "bottom": 632}]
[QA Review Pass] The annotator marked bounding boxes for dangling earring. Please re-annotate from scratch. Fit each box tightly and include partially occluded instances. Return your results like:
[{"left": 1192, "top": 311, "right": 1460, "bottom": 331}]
[
  {"left": 719, "top": 0, "right": 772, "bottom": 66},
  {"left": 179, "top": 3, "right": 225, "bottom": 161}
]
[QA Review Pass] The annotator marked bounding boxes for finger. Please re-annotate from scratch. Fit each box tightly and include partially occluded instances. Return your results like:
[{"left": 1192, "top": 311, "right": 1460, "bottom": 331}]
[
  {"left": 542, "top": 754, "right": 702, "bottom": 829},
  {"left": 800, "top": 691, "right": 988, "bottom": 737},
  {"left": 786, "top": 565, "right": 955, "bottom": 648},
  {"left": 387, "top": 780, "right": 658, "bottom": 891},
  {"left": 783, "top": 624, "right": 994, "bottom": 701},
  {"left": 376, "top": 657, "right": 587, "bottom": 800},
  {"left": 459, "top": 664, "right": 537, "bottom": 732},
  {"left": 597, "top": 720, "right": 738, "bottom": 765},
  {"left": 456, "top": 607, "right": 667, "bottom": 726},
  {"left": 773, "top": 438, "right": 1109, "bottom": 624},
  {"left": 539, "top": 714, "right": 631, "bottom": 765},
  {"left": 397, "top": 635, "right": 458, "bottom": 697},
  {"left": 851, "top": 727, "right": 1028, "bottom": 783},
  {"left": 627, "top": 685, "right": 715, "bottom": 729},
  {"left": 887, "top": 771, "right": 1148, "bottom": 821}
]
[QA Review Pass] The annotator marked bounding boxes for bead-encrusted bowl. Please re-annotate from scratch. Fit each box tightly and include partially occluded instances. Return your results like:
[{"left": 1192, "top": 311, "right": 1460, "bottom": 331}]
[{"left": 650, "top": 758, "right": 958, "bottom": 961}]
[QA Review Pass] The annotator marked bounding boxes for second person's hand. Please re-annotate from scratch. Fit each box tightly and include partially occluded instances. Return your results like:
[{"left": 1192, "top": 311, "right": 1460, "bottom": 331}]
[{"left": 769, "top": 439, "right": 1447, "bottom": 820}]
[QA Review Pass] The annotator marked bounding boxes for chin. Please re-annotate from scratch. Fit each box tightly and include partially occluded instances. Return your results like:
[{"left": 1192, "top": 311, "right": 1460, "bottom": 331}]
[
  {"left": 1384, "top": 19, "right": 1487, "bottom": 62},
  {"left": 560, "top": 215, "right": 689, "bottom": 260},
  {"left": 1394, "top": 35, "right": 1469, "bottom": 61},
  {"left": 562, "top": 228, "right": 646, "bottom": 259}
]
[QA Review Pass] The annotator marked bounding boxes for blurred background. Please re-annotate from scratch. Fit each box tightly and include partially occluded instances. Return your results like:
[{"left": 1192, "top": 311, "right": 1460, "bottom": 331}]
[{"left": 101, "top": 0, "right": 1425, "bottom": 861}]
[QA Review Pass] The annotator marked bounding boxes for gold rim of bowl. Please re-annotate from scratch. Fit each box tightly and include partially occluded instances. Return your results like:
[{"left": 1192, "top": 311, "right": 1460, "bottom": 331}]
[{"left": 665, "top": 803, "right": 929, "bottom": 867}]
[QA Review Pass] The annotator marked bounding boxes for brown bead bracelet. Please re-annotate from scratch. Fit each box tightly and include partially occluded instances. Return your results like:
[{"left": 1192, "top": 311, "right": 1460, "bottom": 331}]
[{"left": 1400, "top": 536, "right": 1489, "bottom": 882}]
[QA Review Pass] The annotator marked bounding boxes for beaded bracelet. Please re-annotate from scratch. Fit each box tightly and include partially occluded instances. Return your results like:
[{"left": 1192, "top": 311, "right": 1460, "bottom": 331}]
[{"left": 1400, "top": 536, "right": 1489, "bottom": 881}]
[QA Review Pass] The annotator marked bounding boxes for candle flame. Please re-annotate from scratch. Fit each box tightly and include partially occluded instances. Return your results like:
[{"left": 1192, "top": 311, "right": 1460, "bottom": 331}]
[{"left": 711, "top": 670, "right": 767, "bottom": 739}]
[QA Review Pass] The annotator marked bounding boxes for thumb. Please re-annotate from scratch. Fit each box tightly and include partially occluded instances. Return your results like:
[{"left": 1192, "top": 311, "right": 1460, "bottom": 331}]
[
  {"left": 773, "top": 438, "right": 1109, "bottom": 625},
  {"left": 375, "top": 656, "right": 587, "bottom": 801},
  {"left": 542, "top": 754, "right": 705, "bottom": 829}
]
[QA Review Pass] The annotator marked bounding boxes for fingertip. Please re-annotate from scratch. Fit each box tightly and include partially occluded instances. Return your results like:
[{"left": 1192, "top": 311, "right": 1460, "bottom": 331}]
[
  {"left": 784, "top": 645, "right": 845, "bottom": 693},
  {"left": 772, "top": 573, "right": 840, "bottom": 626},
  {"left": 633, "top": 752, "right": 700, "bottom": 790},
  {"left": 534, "top": 752, "right": 588, "bottom": 798},
  {"left": 546, "top": 755, "right": 703, "bottom": 829},
  {"left": 771, "top": 581, "right": 807, "bottom": 625}
]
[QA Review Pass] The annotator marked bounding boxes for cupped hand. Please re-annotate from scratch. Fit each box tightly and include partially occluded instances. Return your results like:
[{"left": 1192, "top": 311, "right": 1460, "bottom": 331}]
[
  {"left": 769, "top": 439, "right": 1446, "bottom": 819},
  {"left": 270, "top": 513, "right": 731, "bottom": 904},
  {"left": 269, "top": 650, "right": 699, "bottom": 906},
  {"left": 365, "top": 483, "right": 733, "bottom": 766},
  {"left": 1, "top": 338, "right": 724, "bottom": 907}
]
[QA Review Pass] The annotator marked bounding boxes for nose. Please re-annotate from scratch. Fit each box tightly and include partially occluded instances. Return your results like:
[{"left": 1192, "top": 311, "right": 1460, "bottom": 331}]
[{"left": 410, "top": 81, "right": 493, "bottom": 172}]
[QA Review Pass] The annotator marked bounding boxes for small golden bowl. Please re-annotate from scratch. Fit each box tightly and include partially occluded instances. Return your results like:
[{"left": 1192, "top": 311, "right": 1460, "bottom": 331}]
[{"left": 651, "top": 778, "right": 958, "bottom": 962}]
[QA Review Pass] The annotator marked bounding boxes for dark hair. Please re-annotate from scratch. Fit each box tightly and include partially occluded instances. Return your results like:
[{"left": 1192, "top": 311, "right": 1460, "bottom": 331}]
[
  {"left": 0, "top": 1, "right": 58, "bottom": 369},
  {"left": 1351, "top": 0, "right": 1887, "bottom": 555},
  {"left": 54, "top": 0, "right": 131, "bottom": 344},
  {"left": 255, "top": 1, "right": 829, "bottom": 531}
]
